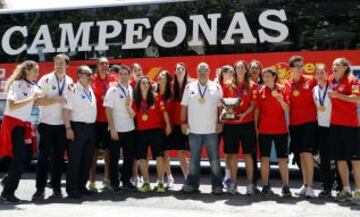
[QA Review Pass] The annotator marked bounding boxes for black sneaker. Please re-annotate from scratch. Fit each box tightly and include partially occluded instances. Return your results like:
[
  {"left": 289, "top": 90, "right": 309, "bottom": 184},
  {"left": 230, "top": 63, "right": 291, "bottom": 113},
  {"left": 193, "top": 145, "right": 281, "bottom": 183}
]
[
  {"left": 1, "top": 194, "right": 21, "bottom": 203},
  {"left": 253, "top": 184, "right": 261, "bottom": 195},
  {"left": 281, "top": 185, "right": 292, "bottom": 197},
  {"left": 111, "top": 185, "right": 122, "bottom": 192},
  {"left": 261, "top": 185, "right": 274, "bottom": 196},
  {"left": 318, "top": 190, "right": 332, "bottom": 199},
  {"left": 80, "top": 188, "right": 95, "bottom": 196},
  {"left": 48, "top": 189, "right": 63, "bottom": 199},
  {"left": 32, "top": 189, "right": 45, "bottom": 201},
  {"left": 67, "top": 192, "right": 81, "bottom": 199},
  {"left": 122, "top": 183, "right": 136, "bottom": 191}
]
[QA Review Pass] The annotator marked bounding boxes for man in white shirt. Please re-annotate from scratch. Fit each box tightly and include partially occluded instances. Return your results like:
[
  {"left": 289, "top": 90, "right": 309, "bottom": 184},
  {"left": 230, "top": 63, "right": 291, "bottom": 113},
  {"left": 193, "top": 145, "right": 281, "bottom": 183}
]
[
  {"left": 32, "top": 54, "right": 73, "bottom": 200},
  {"left": 103, "top": 64, "right": 136, "bottom": 191},
  {"left": 63, "top": 65, "right": 97, "bottom": 199},
  {"left": 312, "top": 64, "right": 335, "bottom": 198},
  {"left": 180, "top": 62, "right": 224, "bottom": 194}
]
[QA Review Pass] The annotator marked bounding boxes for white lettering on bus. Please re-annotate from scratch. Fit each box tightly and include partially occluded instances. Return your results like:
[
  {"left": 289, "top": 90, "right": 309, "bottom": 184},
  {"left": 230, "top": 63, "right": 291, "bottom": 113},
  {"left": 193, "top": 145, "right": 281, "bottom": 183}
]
[
  {"left": 123, "top": 18, "right": 151, "bottom": 49},
  {"left": 188, "top": 14, "right": 221, "bottom": 46},
  {"left": 28, "top": 25, "right": 56, "bottom": 54},
  {"left": 258, "top": 9, "right": 288, "bottom": 43},
  {"left": 57, "top": 22, "right": 94, "bottom": 52},
  {"left": 1, "top": 26, "right": 28, "bottom": 55},
  {"left": 0, "top": 9, "right": 289, "bottom": 55},
  {"left": 94, "top": 20, "right": 122, "bottom": 51}
]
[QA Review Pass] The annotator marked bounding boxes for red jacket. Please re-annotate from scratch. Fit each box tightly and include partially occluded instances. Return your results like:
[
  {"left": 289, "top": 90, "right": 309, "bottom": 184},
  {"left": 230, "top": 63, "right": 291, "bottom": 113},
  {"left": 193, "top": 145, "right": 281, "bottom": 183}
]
[{"left": 0, "top": 115, "right": 37, "bottom": 158}]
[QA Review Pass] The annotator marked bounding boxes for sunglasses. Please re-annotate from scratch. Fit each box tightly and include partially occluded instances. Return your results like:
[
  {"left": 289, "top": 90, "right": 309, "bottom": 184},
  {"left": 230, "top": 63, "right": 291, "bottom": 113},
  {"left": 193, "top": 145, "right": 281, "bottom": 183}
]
[
  {"left": 292, "top": 64, "right": 304, "bottom": 69},
  {"left": 80, "top": 73, "right": 93, "bottom": 77},
  {"left": 198, "top": 68, "right": 209, "bottom": 73}
]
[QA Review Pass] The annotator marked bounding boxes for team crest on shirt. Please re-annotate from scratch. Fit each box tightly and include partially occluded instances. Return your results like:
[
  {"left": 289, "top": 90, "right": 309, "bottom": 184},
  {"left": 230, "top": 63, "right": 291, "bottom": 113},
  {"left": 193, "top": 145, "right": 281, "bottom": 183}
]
[
  {"left": 352, "top": 85, "right": 359, "bottom": 94},
  {"left": 45, "top": 78, "right": 49, "bottom": 83},
  {"left": 52, "top": 85, "right": 56, "bottom": 90},
  {"left": 338, "top": 85, "right": 345, "bottom": 92},
  {"left": 81, "top": 95, "right": 86, "bottom": 99},
  {"left": 303, "top": 83, "right": 310, "bottom": 90}
]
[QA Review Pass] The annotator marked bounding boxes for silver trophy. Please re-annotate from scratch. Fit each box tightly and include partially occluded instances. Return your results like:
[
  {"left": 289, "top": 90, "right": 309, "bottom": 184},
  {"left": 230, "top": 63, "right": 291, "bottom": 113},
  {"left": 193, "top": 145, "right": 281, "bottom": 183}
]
[{"left": 221, "top": 97, "right": 241, "bottom": 120}]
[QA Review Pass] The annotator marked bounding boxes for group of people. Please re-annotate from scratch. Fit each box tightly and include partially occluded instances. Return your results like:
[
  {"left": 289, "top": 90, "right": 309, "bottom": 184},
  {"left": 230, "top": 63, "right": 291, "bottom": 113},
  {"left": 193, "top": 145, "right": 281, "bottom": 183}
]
[{"left": 0, "top": 54, "right": 359, "bottom": 204}]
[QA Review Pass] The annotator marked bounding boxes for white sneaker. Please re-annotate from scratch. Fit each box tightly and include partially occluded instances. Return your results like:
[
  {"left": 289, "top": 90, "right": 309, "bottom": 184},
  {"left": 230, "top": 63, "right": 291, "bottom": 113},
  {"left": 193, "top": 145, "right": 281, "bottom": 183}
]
[
  {"left": 246, "top": 184, "right": 254, "bottom": 196},
  {"left": 305, "top": 187, "right": 316, "bottom": 199},
  {"left": 227, "top": 183, "right": 238, "bottom": 195},
  {"left": 166, "top": 176, "right": 175, "bottom": 189},
  {"left": 88, "top": 182, "right": 98, "bottom": 192},
  {"left": 295, "top": 185, "right": 307, "bottom": 196}
]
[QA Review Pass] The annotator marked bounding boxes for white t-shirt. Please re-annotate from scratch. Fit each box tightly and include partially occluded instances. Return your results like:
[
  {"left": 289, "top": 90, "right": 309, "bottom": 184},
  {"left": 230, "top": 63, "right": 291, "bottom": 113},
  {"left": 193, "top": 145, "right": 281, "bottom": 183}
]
[
  {"left": 4, "top": 80, "right": 39, "bottom": 122},
  {"left": 313, "top": 84, "right": 332, "bottom": 127},
  {"left": 103, "top": 83, "right": 135, "bottom": 132},
  {"left": 181, "top": 80, "right": 222, "bottom": 134},
  {"left": 38, "top": 72, "right": 73, "bottom": 125},
  {"left": 63, "top": 82, "right": 97, "bottom": 123}
]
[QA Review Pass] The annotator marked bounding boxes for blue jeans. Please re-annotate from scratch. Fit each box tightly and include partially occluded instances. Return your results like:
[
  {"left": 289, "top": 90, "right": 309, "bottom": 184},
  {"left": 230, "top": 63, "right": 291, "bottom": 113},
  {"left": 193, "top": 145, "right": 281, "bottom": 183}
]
[{"left": 185, "top": 133, "right": 222, "bottom": 189}]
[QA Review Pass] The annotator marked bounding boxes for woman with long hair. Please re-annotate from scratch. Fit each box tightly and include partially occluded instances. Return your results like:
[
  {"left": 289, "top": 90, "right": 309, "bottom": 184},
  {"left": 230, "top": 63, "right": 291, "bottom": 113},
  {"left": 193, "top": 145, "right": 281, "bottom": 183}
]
[
  {"left": 132, "top": 76, "right": 171, "bottom": 193},
  {"left": 0, "top": 61, "right": 42, "bottom": 202}
]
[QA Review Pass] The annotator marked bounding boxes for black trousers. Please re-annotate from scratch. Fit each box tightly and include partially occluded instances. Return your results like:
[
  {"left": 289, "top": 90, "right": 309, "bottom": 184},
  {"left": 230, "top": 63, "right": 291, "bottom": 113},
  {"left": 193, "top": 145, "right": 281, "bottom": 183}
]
[
  {"left": 35, "top": 123, "right": 67, "bottom": 191},
  {"left": 109, "top": 131, "right": 135, "bottom": 187},
  {"left": 317, "top": 126, "right": 336, "bottom": 191},
  {"left": 1, "top": 126, "right": 32, "bottom": 196},
  {"left": 66, "top": 122, "right": 95, "bottom": 195}
]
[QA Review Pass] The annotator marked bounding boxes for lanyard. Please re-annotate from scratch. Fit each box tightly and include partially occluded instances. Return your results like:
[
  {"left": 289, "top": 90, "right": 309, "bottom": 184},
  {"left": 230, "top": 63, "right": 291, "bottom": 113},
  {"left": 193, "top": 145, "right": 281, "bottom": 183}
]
[
  {"left": 318, "top": 83, "right": 329, "bottom": 106},
  {"left": 197, "top": 82, "right": 208, "bottom": 98},
  {"left": 83, "top": 88, "right": 93, "bottom": 103},
  {"left": 118, "top": 84, "right": 129, "bottom": 98},
  {"left": 141, "top": 100, "right": 148, "bottom": 114},
  {"left": 101, "top": 78, "right": 107, "bottom": 97},
  {"left": 55, "top": 75, "right": 66, "bottom": 96}
]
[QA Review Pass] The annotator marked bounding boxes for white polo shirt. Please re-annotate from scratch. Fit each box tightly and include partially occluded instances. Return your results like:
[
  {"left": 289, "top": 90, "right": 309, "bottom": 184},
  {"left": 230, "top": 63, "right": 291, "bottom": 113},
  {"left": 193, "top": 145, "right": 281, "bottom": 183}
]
[
  {"left": 313, "top": 84, "right": 332, "bottom": 127},
  {"left": 103, "top": 83, "right": 135, "bottom": 132},
  {"left": 63, "top": 82, "right": 97, "bottom": 123},
  {"left": 4, "top": 80, "right": 39, "bottom": 122},
  {"left": 38, "top": 72, "right": 73, "bottom": 125},
  {"left": 181, "top": 80, "right": 223, "bottom": 134}
]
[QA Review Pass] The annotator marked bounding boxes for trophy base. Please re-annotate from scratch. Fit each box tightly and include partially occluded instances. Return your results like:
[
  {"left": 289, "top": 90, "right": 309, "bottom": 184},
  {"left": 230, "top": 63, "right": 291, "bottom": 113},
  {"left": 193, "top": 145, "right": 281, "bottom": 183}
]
[{"left": 222, "top": 113, "right": 237, "bottom": 120}]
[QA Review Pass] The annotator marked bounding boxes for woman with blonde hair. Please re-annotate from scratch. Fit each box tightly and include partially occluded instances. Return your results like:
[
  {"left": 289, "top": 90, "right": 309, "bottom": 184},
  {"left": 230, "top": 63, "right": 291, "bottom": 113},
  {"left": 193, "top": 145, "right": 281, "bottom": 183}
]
[{"left": 0, "top": 60, "right": 43, "bottom": 202}]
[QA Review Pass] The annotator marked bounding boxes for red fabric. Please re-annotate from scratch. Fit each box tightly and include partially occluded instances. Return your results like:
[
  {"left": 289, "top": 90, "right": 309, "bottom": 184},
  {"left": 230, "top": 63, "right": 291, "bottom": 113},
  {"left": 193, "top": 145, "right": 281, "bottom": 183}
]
[
  {"left": 285, "top": 75, "right": 317, "bottom": 126},
  {"left": 132, "top": 95, "right": 167, "bottom": 131},
  {"left": 329, "top": 74, "right": 360, "bottom": 127},
  {"left": 159, "top": 94, "right": 174, "bottom": 128},
  {"left": 91, "top": 74, "right": 117, "bottom": 122},
  {"left": 256, "top": 85, "right": 288, "bottom": 134},
  {"left": 222, "top": 81, "right": 258, "bottom": 124},
  {"left": 0, "top": 115, "right": 37, "bottom": 158}
]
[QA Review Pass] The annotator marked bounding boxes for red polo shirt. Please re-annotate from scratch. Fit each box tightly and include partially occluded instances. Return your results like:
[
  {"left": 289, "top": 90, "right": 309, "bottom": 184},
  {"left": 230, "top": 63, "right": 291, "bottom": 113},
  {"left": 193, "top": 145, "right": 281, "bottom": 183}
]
[
  {"left": 222, "top": 81, "right": 258, "bottom": 124},
  {"left": 90, "top": 73, "right": 117, "bottom": 122},
  {"left": 329, "top": 74, "right": 360, "bottom": 127},
  {"left": 256, "top": 84, "right": 288, "bottom": 134},
  {"left": 132, "top": 95, "right": 167, "bottom": 131},
  {"left": 285, "top": 75, "right": 317, "bottom": 126}
]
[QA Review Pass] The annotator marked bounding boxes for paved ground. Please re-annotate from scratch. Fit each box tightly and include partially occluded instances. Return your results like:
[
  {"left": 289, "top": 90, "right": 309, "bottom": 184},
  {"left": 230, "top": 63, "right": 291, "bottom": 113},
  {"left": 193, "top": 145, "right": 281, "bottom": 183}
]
[{"left": 0, "top": 172, "right": 359, "bottom": 217}]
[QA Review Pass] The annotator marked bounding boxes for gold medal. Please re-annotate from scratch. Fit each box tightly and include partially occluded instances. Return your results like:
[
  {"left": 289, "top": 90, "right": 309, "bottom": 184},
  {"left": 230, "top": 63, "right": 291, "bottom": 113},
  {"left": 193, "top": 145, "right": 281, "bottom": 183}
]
[
  {"left": 198, "top": 97, "right": 206, "bottom": 104},
  {"left": 318, "top": 105, "right": 326, "bottom": 112},
  {"left": 293, "top": 90, "right": 300, "bottom": 97},
  {"left": 142, "top": 114, "right": 149, "bottom": 121},
  {"left": 271, "top": 90, "right": 278, "bottom": 97}
]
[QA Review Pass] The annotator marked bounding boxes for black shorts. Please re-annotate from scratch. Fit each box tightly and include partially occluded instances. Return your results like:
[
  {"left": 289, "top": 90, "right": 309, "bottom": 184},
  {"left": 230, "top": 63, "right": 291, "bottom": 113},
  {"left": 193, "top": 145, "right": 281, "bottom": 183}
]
[
  {"left": 328, "top": 125, "right": 360, "bottom": 161},
  {"left": 95, "top": 122, "right": 111, "bottom": 149},
  {"left": 164, "top": 125, "right": 189, "bottom": 150},
  {"left": 223, "top": 122, "right": 257, "bottom": 154},
  {"left": 289, "top": 122, "right": 317, "bottom": 154},
  {"left": 259, "top": 134, "right": 289, "bottom": 158},
  {"left": 136, "top": 129, "right": 165, "bottom": 160}
]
